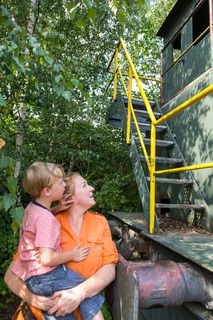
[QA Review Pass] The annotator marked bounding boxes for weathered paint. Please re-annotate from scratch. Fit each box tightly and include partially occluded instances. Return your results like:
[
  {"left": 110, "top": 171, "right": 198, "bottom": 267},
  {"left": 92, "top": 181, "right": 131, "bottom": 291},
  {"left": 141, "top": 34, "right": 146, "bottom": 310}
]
[
  {"left": 157, "top": 0, "right": 213, "bottom": 232},
  {"left": 158, "top": 0, "right": 211, "bottom": 103},
  {"left": 106, "top": 254, "right": 213, "bottom": 319}
]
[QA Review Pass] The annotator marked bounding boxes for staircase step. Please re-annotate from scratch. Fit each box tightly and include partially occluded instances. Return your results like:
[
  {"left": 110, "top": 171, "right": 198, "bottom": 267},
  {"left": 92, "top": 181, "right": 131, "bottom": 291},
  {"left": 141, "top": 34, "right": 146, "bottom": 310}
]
[
  {"left": 107, "top": 119, "right": 122, "bottom": 128},
  {"left": 146, "top": 177, "right": 194, "bottom": 185},
  {"left": 156, "top": 203, "right": 206, "bottom": 210},
  {"left": 136, "top": 137, "right": 174, "bottom": 148},
  {"left": 131, "top": 109, "right": 162, "bottom": 119},
  {"left": 142, "top": 156, "right": 183, "bottom": 165},
  {"left": 123, "top": 96, "right": 156, "bottom": 108},
  {"left": 109, "top": 113, "right": 120, "bottom": 121},
  {"left": 131, "top": 122, "right": 167, "bottom": 132}
]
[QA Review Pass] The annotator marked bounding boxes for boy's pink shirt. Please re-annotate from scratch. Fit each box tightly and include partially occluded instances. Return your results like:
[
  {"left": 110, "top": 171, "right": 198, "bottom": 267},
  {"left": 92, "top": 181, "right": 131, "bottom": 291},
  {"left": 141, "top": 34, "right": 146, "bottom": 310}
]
[{"left": 12, "top": 202, "right": 61, "bottom": 280}]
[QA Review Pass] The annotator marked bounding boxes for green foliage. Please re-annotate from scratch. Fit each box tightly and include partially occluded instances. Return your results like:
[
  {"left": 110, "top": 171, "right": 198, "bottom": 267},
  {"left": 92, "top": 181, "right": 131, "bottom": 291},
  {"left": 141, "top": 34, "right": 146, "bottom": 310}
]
[
  {"left": 0, "top": 149, "right": 24, "bottom": 294},
  {"left": 19, "top": 120, "right": 142, "bottom": 212},
  {"left": 102, "top": 303, "right": 112, "bottom": 320}
]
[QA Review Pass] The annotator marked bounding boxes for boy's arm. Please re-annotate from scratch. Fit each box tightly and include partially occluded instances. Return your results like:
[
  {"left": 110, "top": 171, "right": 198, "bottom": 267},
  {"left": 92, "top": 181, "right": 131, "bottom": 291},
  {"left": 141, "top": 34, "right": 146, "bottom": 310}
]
[{"left": 39, "top": 246, "right": 90, "bottom": 267}]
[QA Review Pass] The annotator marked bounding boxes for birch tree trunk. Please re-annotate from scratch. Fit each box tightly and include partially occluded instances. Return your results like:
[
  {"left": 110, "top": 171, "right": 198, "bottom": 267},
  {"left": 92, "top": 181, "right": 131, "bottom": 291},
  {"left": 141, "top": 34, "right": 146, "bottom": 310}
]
[{"left": 14, "top": 0, "right": 39, "bottom": 181}]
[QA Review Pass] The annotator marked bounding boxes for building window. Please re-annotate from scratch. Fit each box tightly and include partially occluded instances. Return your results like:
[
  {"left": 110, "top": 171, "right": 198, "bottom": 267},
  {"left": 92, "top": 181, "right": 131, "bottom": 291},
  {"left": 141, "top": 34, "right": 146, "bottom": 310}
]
[
  {"left": 193, "top": 0, "right": 209, "bottom": 42},
  {"left": 172, "top": 32, "right": 181, "bottom": 62}
]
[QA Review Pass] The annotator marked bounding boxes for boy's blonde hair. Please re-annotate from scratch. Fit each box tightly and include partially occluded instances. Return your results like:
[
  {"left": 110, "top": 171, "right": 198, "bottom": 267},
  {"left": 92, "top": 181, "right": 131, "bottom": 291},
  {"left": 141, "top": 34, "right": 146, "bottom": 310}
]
[
  {"left": 63, "top": 172, "right": 80, "bottom": 196},
  {"left": 23, "top": 162, "right": 64, "bottom": 198}
]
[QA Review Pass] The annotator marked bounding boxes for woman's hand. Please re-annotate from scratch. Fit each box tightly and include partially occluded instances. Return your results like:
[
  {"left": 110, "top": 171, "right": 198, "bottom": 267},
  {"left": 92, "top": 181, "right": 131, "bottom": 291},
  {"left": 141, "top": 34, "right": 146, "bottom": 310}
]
[
  {"left": 48, "top": 285, "right": 85, "bottom": 316},
  {"left": 28, "top": 292, "right": 58, "bottom": 311},
  {"left": 48, "top": 264, "right": 115, "bottom": 316}
]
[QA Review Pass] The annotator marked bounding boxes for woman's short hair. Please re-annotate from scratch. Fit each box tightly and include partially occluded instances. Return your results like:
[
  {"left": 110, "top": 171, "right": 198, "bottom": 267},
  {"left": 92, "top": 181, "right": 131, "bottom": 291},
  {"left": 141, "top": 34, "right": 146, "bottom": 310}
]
[
  {"left": 23, "top": 162, "right": 64, "bottom": 198},
  {"left": 63, "top": 172, "right": 80, "bottom": 196}
]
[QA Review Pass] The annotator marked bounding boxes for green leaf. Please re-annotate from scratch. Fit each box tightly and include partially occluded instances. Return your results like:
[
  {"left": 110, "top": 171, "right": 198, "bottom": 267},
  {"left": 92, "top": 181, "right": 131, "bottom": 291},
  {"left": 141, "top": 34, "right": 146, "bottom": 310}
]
[
  {"left": 71, "top": 79, "right": 80, "bottom": 86},
  {"left": 76, "top": 19, "right": 84, "bottom": 30},
  {"left": 10, "top": 206, "right": 25, "bottom": 226},
  {"left": 55, "top": 86, "right": 63, "bottom": 96},
  {"left": 44, "top": 55, "right": 54, "bottom": 65},
  {"left": 34, "top": 46, "right": 46, "bottom": 57},
  {"left": 54, "top": 74, "right": 62, "bottom": 83},
  {"left": 117, "top": 10, "right": 127, "bottom": 24},
  {"left": 1, "top": 6, "right": 10, "bottom": 17},
  {"left": 62, "top": 90, "right": 72, "bottom": 101},
  {"left": 0, "top": 155, "right": 9, "bottom": 169},
  {"left": 87, "top": 8, "right": 96, "bottom": 23},
  {"left": 67, "top": 2, "right": 77, "bottom": 10},
  {"left": 7, "top": 157, "right": 15, "bottom": 174},
  {"left": 0, "top": 14, "right": 6, "bottom": 25},
  {"left": 11, "top": 41, "right": 18, "bottom": 50},
  {"left": 0, "top": 95, "right": 6, "bottom": 106},
  {"left": 109, "top": 0, "right": 119, "bottom": 15},
  {"left": 6, "top": 176, "right": 18, "bottom": 194},
  {"left": 12, "top": 56, "right": 26, "bottom": 73},
  {"left": 29, "top": 36, "right": 39, "bottom": 48},
  {"left": 11, "top": 220, "right": 20, "bottom": 234},
  {"left": 53, "top": 64, "right": 63, "bottom": 72},
  {"left": 2, "top": 193, "right": 16, "bottom": 211},
  {"left": 83, "top": 0, "right": 93, "bottom": 8}
]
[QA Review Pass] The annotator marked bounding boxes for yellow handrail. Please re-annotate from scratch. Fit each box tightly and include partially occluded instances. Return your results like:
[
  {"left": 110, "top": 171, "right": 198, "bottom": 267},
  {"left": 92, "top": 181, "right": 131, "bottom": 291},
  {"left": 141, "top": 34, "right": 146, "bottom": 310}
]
[
  {"left": 155, "top": 84, "right": 213, "bottom": 125},
  {"left": 108, "top": 37, "right": 213, "bottom": 234},
  {"left": 155, "top": 163, "right": 213, "bottom": 175},
  {"left": 119, "top": 38, "right": 156, "bottom": 124},
  {"left": 126, "top": 68, "right": 132, "bottom": 145}
]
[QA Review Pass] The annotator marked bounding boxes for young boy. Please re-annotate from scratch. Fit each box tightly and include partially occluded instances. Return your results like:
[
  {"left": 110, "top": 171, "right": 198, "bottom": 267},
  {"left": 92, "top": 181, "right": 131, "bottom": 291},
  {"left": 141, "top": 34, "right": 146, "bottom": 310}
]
[{"left": 12, "top": 162, "right": 104, "bottom": 320}]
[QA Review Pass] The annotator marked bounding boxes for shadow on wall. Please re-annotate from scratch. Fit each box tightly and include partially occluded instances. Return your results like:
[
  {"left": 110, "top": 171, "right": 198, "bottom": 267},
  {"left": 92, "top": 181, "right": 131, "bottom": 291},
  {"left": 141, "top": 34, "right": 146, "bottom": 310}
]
[{"left": 164, "top": 77, "right": 213, "bottom": 229}]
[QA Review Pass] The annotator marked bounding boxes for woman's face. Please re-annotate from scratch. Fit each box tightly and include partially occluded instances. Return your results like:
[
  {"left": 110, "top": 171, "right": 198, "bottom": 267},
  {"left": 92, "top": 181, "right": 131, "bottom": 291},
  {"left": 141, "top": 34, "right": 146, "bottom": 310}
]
[{"left": 71, "top": 175, "right": 95, "bottom": 210}]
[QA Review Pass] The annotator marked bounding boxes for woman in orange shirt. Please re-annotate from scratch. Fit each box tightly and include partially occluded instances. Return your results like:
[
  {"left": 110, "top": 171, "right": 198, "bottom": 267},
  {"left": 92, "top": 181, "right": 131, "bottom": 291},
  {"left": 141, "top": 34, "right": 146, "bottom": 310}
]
[{"left": 5, "top": 172, "right": 118, "bottom": 319}]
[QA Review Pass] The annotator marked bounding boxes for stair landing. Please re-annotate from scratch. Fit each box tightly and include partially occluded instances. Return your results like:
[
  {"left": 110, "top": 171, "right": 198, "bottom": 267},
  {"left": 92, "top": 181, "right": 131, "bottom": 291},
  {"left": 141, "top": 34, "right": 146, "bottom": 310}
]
[{"left": 108, "top": 211, "right": 213, "bottom": 273}]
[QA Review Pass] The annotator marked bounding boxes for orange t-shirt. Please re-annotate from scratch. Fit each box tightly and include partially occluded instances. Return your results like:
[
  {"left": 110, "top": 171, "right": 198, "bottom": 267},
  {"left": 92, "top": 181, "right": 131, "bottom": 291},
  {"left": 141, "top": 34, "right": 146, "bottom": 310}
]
[{"left": 56, "top": 211, "right": 118, "bottom": 320}]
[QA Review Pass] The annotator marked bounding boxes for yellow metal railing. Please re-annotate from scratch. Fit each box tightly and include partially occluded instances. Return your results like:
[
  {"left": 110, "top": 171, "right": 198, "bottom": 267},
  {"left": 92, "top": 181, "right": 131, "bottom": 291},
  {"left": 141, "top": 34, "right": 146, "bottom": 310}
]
[{"left": 107, "top": 38, "right": 213, "bottom": 234}]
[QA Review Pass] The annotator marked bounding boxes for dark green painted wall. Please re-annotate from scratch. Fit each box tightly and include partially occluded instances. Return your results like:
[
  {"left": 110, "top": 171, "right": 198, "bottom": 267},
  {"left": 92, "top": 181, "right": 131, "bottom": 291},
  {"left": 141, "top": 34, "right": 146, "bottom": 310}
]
[{"left": 159, "top": 0, "right": 213, "bottom": 231}]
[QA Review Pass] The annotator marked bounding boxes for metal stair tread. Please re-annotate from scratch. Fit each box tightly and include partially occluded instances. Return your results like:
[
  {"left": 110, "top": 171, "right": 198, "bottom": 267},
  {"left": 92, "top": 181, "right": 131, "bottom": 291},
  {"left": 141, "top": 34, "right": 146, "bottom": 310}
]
[
  {"left": 156, "top": 203, "right": 205, "bottom": 210},
  {"left": 146, "top": 177, "right": 193, "bottom": 185},
  {"left": 108, "top": 113, "right": 121, "bottom": 121},
  {"left": 142, "top": 156, "right": 183, "bottom": 165},
  {"left": 185, "top": 302, "right": 213, "bottom": 320},
  {"left": 131, "top": 121, "right": 167, "bottom": 131},
  {"left": 122, "top": 96, "right": 156, "bottom": 107},
  {"left": 135, "top": 137, "right": 174, "bottom": 147},
  {"left": 130, "top": 109, "right": 162, "bottom": 118}
]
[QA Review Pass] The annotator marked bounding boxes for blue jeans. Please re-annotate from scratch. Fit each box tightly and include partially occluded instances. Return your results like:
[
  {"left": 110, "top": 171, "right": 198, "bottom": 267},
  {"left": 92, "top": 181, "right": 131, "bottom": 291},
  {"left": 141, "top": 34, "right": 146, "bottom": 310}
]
[{"left": 26, "top": 265, "right": 104, "bottom": 320}]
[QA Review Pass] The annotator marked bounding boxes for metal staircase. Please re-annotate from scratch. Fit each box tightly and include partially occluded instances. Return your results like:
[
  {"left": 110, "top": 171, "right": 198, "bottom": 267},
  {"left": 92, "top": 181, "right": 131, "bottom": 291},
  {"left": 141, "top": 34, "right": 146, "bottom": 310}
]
[{"left": 106, "top": 93, "right": 207, "bottom": 231}]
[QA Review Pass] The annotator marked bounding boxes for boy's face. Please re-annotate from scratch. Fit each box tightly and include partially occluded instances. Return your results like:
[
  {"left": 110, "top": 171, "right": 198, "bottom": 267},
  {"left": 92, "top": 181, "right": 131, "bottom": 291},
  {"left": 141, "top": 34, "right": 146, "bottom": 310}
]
[{"left": 49, "top": 177, "right": 66, "bottom": 201}]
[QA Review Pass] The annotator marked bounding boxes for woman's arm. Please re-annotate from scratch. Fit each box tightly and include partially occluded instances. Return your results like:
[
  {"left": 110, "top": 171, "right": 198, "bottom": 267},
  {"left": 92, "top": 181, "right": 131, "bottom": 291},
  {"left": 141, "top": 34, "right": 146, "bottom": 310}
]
[
  {"left": 4, "top": 262, "right": 57, "bottom": 310},
  {"left": 48, "top": 263, "right": 115, "bottom": 316}
]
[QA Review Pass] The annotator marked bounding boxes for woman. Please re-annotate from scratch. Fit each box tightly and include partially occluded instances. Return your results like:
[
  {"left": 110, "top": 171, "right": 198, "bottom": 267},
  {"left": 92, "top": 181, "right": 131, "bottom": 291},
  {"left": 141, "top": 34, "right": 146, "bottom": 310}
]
[{"left": 5, "top": 172, "right": 118, "bottom": 319}]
